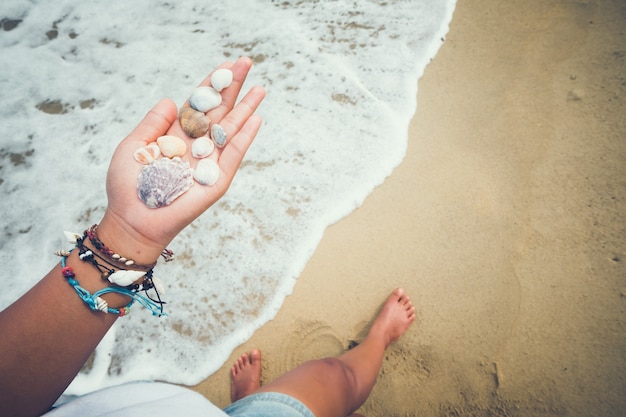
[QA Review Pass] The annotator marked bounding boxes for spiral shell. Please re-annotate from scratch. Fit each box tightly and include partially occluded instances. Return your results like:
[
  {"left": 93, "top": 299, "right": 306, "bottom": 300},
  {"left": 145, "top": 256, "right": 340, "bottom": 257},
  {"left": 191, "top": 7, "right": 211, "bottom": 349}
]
[
  {"left": 137, "top": 157, "right": 194, "bottom": 208},
  {"left": 95, "top": 296, "right": 109, "bottom": 312},
  {"left": 189, "top": 86, "right": 222, "bottom": 112},
  {"left": 211, "top": 68, "right": 233, "bottom": 92},
  {"left": 55, "top": 249, "right": 71, "bottom": 257},
  {"left": 179, "top": 106, "right": 210, "bottom": 138}
]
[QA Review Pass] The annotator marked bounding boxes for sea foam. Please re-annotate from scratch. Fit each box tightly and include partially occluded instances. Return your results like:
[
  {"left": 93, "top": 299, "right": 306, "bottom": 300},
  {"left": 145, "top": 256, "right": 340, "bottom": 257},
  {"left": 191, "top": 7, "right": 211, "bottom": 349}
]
[{"left": 0, "top": 0, "right": 455, "bottom": 394}]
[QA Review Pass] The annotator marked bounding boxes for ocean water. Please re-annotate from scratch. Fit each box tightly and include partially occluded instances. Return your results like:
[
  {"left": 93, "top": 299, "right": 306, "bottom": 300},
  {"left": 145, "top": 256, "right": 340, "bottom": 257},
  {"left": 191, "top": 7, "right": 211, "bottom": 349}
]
[{"left": 0, "top": 0, "right": 455, "bottom": 394}]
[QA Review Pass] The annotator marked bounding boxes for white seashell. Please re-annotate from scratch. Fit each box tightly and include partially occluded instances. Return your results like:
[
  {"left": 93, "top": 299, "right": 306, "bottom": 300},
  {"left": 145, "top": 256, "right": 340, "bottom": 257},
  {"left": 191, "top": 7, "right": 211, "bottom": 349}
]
[
  {"left": 189, "top": 86, "right": 222, "bottom": 112},
  {"left": 95, "top": 296, "right": 109, "bottom": 312},
  {"left": 64, "top": 231, "right": 81, "bottom": 244},
  {"left": 191, "top": 136, "right": 215, "bottom": 159},
  {"left": 55, "top": 249, "right": 71, "bottom": 257},
  {"left": 107, "top": 270, "right": 145, "bottom": 286},
  {"left": 211, "top": 68, "right": 233, "bottom": 92},
  {"left": 211, "top": 123, "right": 227, "bottom": 148},
  {"left": 193, "top": 158, "right": 220, "bottom": 186},
  {"left": 133, "top": 142, "right": 161, "bottom": 164},
  {"left": 137, "top": 157, "right": 194, "bottom": 208},
  {"left": 157, "top": 135, "right": 187, "bottom": 158}
]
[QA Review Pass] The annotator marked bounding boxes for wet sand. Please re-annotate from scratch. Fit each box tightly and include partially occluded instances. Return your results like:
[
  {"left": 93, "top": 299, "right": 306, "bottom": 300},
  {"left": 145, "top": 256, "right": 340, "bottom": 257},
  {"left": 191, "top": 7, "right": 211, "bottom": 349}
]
[{"left": 193, "top": 1, "right": 626, "bottom": 415}]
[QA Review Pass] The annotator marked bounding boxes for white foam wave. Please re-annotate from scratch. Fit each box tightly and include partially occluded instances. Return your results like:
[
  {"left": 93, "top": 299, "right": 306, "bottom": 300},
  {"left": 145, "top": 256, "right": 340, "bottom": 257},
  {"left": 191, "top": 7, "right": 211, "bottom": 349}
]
[{"left": 0, "top": 0, "right": 455, "bottom": 394}]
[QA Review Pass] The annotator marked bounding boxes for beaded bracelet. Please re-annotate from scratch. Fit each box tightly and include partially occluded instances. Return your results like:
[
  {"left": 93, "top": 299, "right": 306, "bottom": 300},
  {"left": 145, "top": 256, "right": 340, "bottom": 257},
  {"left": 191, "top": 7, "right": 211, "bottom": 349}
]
[
  {"left": 74, "top": 241, "right": 166, "bottom": 311},
  {"left": 61, "top": 255, "right": 167, "bottom": 317},
  {"left": 86, "top": 224, "right": 174, "bottom": 269}
]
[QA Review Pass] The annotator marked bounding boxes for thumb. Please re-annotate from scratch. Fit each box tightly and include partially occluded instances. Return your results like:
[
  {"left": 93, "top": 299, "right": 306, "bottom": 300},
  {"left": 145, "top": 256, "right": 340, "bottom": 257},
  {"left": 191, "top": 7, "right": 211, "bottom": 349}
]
[{"left": 126, "top": 98, "right": 178, "bottom": 145}]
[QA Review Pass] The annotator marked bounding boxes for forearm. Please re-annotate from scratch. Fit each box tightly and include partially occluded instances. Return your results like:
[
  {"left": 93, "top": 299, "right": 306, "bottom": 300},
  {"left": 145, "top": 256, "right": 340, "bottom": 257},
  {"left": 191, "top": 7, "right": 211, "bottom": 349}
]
[
  {"left": 0, "top": 243, "right": 129, "bottom": 417},
  {"left": 0, "top": 57, "right": 264, "bottom": 417}
]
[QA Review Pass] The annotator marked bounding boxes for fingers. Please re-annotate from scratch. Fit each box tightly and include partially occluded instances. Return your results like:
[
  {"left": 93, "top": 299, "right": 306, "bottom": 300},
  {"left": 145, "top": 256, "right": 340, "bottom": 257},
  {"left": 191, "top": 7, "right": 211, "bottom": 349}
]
[
  {"left": 219, "top": 85, "right": 266, "bottom": 144},
  {"left": 126, "top": 58, "right": 263, "bottom": 181},
  {"left": 127, "top": 98, "right": 178, "bottom": 145},
  {"left": 170, "top": 57, "right": 257, "bottom": 146},
  {"left": 206, "top": 57, "right": 254, "bottom": 123},
  {"left": 217, "top": 84, "right": 265, "bottom": 171},
  {"left": 218, "top": 113, "right": 263, "bottom": 182}
]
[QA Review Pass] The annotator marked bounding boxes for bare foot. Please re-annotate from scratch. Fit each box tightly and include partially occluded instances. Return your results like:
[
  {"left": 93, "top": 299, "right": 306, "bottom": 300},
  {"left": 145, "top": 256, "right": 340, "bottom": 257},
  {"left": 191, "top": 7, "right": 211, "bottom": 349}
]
[
  {"left": 369, "top": 288, "right": 416, "bottom": 348},
  {"left": 230, "top": 349, "right": 262, "bottom": 402}
]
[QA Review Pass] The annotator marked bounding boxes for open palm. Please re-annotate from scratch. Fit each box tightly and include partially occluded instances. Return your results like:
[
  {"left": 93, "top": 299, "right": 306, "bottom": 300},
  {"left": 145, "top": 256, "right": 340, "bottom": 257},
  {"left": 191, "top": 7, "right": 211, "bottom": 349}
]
[{"left": 99, "top": 57, "right": 266, "bottom": 263}]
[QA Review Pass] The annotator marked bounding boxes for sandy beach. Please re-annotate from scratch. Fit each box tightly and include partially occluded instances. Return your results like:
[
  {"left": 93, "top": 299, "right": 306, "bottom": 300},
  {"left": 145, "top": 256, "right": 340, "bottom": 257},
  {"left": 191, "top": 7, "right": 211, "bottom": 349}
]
[{"left": 193, "top": 1, "right": 625, "bottom": 416}]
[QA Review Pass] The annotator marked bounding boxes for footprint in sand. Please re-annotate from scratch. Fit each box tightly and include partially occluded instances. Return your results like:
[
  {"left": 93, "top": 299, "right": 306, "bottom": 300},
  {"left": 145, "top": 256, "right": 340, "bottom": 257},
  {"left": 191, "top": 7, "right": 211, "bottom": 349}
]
[{"left": 274, "top": 320, "right": 345, "bottom": 376}]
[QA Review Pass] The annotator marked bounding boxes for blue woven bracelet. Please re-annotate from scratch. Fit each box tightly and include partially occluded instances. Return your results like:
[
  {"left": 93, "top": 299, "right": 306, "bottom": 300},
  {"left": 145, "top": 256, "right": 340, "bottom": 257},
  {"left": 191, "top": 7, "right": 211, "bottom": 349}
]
[{"left": 61, "top": 255, "right": 167, "bottom": 317}]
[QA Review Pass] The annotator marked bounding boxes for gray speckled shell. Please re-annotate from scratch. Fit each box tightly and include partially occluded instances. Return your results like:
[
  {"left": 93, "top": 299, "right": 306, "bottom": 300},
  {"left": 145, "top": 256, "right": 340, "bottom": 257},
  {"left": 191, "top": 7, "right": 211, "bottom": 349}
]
[
  {"left": 211, "top": 123, "right": 227, "bottom": 148},
  {"left": 137, "top": 157, "right": 194, "bottom": 208}
]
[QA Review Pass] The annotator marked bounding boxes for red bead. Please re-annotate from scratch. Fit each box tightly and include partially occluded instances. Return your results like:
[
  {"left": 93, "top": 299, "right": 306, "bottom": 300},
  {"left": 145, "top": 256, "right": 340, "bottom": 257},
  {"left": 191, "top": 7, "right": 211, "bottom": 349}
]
[{"left": 62, "top": 266, "right": 75, "bottom": 278}]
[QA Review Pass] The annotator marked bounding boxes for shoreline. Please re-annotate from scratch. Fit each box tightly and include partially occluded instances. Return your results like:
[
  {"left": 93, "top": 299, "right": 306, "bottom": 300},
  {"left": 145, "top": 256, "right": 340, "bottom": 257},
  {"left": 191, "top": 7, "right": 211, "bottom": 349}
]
[{"left": 192, "top": 1, "right": 625, "bottom": 415}]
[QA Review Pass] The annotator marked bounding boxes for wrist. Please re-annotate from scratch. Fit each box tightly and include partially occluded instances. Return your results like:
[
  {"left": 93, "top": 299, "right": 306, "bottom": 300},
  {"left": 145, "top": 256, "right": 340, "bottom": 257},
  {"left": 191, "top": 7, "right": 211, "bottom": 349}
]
[
  {"left": 60, "top": 228, "right": 168, "bottom": 316},
  {"left": 97, "top": 212, "right": 168, "bottom": 266}
]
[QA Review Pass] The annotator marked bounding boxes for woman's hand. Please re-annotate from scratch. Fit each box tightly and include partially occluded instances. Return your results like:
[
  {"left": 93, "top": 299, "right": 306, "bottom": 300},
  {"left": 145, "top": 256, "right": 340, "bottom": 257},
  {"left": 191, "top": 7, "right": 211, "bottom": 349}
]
[{"left": 98, "top": 57, "right": 266, "bottom": 263}]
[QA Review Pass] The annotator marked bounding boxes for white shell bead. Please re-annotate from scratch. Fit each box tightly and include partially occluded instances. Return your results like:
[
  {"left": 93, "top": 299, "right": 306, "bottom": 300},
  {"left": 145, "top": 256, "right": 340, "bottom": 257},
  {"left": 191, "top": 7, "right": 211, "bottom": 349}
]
[
  {"left": 189, "top": 86, "right": 222, "bottom": 112},
  {"left": 211, "top": 68, "right": 233, "bottom": 92},
  {"left": 191, "top": 136, "right": 215, "bottom": 159},
  {"left": 95, "top": 297, "right": 109, "bottom": 312},
  {"left": 108, "top": 270, "right": 145, "bottom": 286},
  {"left": 64, "top": 231, "right": 81, "bottom": 244},
  {"left": 193, "top": 158, "right": 220, "bottom": 186}
]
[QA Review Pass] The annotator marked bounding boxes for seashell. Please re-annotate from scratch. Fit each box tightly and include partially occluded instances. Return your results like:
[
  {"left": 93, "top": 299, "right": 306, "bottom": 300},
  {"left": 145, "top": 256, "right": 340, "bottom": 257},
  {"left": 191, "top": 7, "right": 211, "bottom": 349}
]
[
  {"left": 133, "top": 142, "right": 161, "bottom": 164},
  {"left": 55, "top": 249, "right": 71, "bottom": 257},
  {"left": 137, "top": 157, "right": 194, "bottom": 208},
  {"left": 64, "top": 231, "right": 82, "bottom": 244},
  {"left": 191, "top": 136, "right": 215, "bottom": 159},
  {"left": 179, "top": 106, "right": 210, "bottom": 138},
  {"left": 189, "top": 86, "right": 222, "bottom": 112},
  {"left": 193, "top": 158, "right": 220, "bottom": 186},
  {"left": 156, "top": 135, "right": 187, "bottom": 158},
  {"left": 108, "top": 269, "right": 145, "bottom": 286},
  {"left": 211, "top": 123, "right": 227, "bottom": 148},
  {"left": 95, "top": 296, "right": 109, "bottom": 312},
  {"left": 211, "top": 68, "right": 233, "bottom": 92}
]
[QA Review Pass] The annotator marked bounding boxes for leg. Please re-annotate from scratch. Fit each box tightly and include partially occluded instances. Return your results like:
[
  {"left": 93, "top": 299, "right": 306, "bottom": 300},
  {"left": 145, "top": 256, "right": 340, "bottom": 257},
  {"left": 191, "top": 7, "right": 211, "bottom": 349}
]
[
  {"left": 230, "top": 288, "right": 416, "bottom": 417},
  {"left": 231, "top": 349, "right": 262, "bottom": 402}
]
